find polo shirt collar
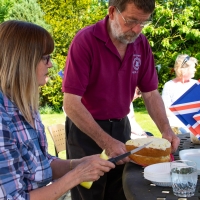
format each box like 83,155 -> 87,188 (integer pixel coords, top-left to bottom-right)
93,15 -> 109,43
93,15 -> 122,59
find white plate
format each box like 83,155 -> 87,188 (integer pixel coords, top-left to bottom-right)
144,174 -> 171,182
179,149 -> 200,175
144,162 -> 171,174
144,162 -> 172,186
151,181 -> 172,187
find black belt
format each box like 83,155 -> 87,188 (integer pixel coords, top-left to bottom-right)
95,118 -> 124,122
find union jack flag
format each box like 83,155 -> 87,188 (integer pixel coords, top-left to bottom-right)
169,80 -> 200,140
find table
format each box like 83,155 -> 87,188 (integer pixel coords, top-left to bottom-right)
122,134 -> 200,200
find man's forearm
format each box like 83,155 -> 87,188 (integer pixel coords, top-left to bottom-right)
63,93 -> 114,150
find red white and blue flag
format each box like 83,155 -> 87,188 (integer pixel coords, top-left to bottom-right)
169,80 -> 200,140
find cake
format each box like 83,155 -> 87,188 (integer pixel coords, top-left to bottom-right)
125,137 -> 171,166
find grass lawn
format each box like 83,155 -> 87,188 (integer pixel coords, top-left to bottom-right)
41,107 -> 161,160
134,108 -> 161,138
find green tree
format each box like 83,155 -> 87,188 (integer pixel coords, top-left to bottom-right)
0,0 -> 57,109
0,0 -> 14,22
143,0 -> 200,91
39,0 -> 200,109
134,0 -> 200,107
7,0 -> 51,31
38,0 -> 108,110
38,0 -> 107,65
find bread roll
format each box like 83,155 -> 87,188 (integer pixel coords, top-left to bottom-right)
125,137 -> 171,166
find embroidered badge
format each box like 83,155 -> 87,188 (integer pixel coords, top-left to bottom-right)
133,57 -> 141,70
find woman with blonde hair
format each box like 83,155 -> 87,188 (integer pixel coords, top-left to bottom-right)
162,54 -> 198,134
0,20 -> 115,200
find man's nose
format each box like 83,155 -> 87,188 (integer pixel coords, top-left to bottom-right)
131,24 -> 143,34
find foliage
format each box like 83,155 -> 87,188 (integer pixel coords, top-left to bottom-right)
38,0 -> 107,60
6,0 -> 51,31
0,0 -> 58,110
39,62 -> 64,112
39,104 -> 55,114
39,0 -> 200,109
3,0 -> 200,110
134,0 -> 200,107
38,0 -> 108,110
143,0 -> 200,90
0,0 -> 14,23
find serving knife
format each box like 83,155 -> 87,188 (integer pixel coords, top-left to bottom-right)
108,141 -> 152,164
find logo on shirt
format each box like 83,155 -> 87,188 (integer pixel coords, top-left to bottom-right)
132,56 -> 141,73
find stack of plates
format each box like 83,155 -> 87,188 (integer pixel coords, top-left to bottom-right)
144,162 -> 172,187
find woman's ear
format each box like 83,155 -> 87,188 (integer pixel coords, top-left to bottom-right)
108,6 -> 116,20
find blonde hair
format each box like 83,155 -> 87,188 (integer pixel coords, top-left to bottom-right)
174,54 -> 198,77
0,20 -> 54,122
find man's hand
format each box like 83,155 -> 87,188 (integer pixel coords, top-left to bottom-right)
162,130 -> 180,153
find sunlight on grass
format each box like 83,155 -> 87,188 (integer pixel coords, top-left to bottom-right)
134,108 -> 161,138
41,108 -> 161,160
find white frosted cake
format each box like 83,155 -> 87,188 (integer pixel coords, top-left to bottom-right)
126,137 -> 171,166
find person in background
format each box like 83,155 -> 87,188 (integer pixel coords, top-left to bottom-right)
0,20 -> 115,200
162,54 -> 198,134
128,87 -> 153,139
62,0 -> 180,199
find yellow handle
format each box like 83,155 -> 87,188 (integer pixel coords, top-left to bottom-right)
80,181 -> 93,189
80,150 -> 109,189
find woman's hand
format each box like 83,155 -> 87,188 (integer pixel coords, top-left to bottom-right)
73,155 -> 115,183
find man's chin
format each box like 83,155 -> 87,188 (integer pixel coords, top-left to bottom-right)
127,38 -> 137,44
127,35 -> 140,43
118,35 -> 139,44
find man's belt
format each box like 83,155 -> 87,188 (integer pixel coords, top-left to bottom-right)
95,118 -> 125,122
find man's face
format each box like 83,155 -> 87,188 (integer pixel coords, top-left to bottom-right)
110,12 -> 139,44
110,3 -> 152,44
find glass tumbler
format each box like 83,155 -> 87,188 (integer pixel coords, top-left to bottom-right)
170,160 -> 197,197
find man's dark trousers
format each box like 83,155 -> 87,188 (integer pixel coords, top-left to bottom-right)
65,117 -> 131,200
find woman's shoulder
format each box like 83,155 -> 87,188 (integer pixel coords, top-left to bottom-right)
190,79 -> 198,83
163,80 -> 174,87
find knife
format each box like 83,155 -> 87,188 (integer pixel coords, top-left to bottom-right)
108,141 -> 152,164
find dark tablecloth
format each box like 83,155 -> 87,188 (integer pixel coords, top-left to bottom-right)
122,134 -> 200,200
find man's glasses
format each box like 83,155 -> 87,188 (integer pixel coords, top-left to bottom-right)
115,7 -> 152,28
42,55 -> 51,65
181,56 -> 190,68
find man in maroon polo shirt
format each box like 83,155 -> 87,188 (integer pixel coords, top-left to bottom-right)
62,0 -> 180,199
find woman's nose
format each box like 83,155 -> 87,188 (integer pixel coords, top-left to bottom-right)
48,60 -> 53,68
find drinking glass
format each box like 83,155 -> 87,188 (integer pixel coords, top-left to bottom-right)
170,160 -> 197,197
